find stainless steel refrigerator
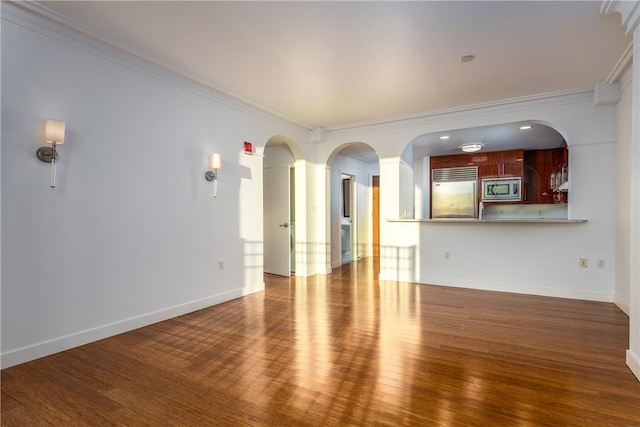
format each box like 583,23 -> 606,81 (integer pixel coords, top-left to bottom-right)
431,167 -> 478,219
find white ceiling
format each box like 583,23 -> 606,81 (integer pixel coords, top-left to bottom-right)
40,1 -> 630,131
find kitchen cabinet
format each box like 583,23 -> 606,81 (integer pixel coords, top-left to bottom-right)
523,147 -> 568,204
477,149 -> 524,178
431,150 -> 523,178
430,151 -> 523,177
430,153 -> 477,170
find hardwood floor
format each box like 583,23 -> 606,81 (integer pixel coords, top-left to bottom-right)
2,257 -> 639,426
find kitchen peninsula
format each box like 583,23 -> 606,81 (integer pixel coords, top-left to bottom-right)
389,218 -> 587,223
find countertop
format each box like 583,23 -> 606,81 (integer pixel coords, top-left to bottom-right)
387,218 -> 587,224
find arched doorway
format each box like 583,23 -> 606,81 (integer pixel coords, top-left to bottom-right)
402,121 -> 568,220
326,142 -> 380,268
263,135 -> 303,277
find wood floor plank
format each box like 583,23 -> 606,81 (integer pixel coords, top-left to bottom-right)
2,257 -> 639,426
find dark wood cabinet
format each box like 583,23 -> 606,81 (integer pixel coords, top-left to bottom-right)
523,147 -> 568,204
430,153 -> 478,170
431,150 -> 523,179
477,149 -> 524,178
430,151 -> 523,175
431,147 -> 567,207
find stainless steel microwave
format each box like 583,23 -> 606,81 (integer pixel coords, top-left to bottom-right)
481,177 -> 521,202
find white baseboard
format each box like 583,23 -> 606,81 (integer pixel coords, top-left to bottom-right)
409,275 -> 614,302
0,284 -> 264,369
614,294 -> 631,316
627,350 -> 640,382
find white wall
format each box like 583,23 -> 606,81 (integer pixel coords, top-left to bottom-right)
627,21 -> 640,381
295,160 -> 329,276
0,11 -> 312,367
317,91 -> 620,301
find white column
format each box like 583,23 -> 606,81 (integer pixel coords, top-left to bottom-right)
598,0 -> 639,380
378,157 -> 420,282
294,159 -> 330,277
627,23 -> 640,381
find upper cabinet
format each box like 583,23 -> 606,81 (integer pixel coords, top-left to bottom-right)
476,149 -> 524,178
431,150 -> 524,179
430,153 -> 477,170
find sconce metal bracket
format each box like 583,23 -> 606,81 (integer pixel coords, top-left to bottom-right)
36,146 -> 57,163
204,170 -> 217,182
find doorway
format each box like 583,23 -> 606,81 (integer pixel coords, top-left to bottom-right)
327,142 -> 379,269
372,175 -> 380,257
263,142 -> 296,277
341,174 -> 354,264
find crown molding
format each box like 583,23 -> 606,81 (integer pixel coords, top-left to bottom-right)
1,1 -> 312,132
325,87 -> 594,133
601,0 -> 640,34
606,42 -> 634,84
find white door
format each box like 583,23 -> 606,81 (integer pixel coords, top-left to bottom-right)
264,166 -> 291,276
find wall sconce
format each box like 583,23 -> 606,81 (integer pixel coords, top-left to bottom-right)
204,153 -> 221,198
36,119 -> 66,190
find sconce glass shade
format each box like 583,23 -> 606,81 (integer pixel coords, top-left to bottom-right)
37,119 -> 66,190
45,120 -> 65,145
210,153 -> 221,170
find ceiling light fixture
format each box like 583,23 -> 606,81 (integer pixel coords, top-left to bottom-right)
520,125 -> 532,130
460,143 -> 484,153
459,55 -> 475,63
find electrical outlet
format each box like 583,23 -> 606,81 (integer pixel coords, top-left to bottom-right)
444,252 -> 450,260
579,258 -> 588,268
597,259 -> 605,269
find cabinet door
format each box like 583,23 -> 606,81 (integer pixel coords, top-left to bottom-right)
523,148 -> 567,204
524,149 -> 554,203
431,154 -> 476,170
475,152 -> 497,177
477,150 -> 523,178
502,149 -> 524,177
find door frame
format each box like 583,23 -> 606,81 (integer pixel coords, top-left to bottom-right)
263,165 -> 292,277
340,173 -> 356,264
372,175 -> 380,258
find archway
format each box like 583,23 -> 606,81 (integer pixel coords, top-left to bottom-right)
400,121 -> 568,220
326,142 -> 380,268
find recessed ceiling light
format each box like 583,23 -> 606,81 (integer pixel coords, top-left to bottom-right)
460,143 -> 484,153
520,125 -> 532,130
439,135 -> 450,140
459,55 -> 475,63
